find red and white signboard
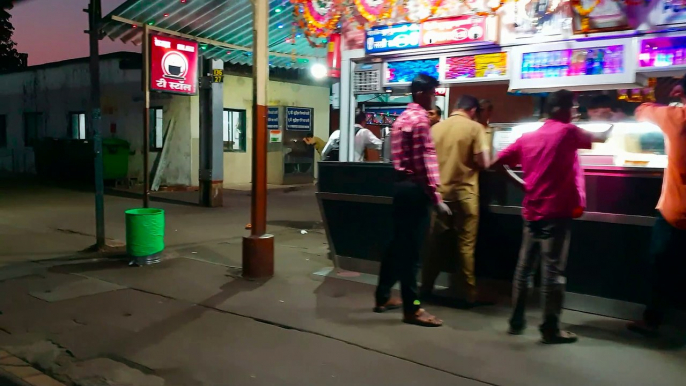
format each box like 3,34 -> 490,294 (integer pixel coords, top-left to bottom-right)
420,16 -> 488,48
150,34 -> 199,95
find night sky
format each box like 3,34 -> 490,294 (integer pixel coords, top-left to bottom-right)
10,0 -> 135,65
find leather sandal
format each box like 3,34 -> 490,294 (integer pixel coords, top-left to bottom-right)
403,309 -> 443,327
373,298 -> 402,313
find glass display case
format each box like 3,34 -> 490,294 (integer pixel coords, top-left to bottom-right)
491,121 -> 666,169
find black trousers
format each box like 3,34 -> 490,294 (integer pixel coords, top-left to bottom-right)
643,212 -> 686,327
375,179 -> 431,315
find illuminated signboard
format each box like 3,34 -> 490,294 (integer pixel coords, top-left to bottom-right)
386,58 -> 440,84
150,34 -> 198,95
638,36 -> 686,68
366,16 -> 490,55
520,46 -> 624,79
445,52 -> 507,80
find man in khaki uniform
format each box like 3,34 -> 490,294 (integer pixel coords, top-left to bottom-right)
421,95 -> 490,304
478,99 -> 494,158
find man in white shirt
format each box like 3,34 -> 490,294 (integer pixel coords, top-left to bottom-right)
353,111 -> 383,161
321,112 -> 383,162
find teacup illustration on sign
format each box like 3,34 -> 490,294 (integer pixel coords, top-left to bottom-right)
161,51 -> 189,80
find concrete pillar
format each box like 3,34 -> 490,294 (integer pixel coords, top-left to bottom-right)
198,59 -> 224,207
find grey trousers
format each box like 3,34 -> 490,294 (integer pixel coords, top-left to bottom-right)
510,218 -> 572,332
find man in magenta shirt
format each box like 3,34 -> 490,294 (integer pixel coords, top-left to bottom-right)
493,90 -> 611,344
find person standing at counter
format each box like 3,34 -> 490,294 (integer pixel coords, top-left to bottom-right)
321,112 -> 382,162
478,99 -> 495,158
627,79 -> 686,336
428,106 -> 442,126
374,73 -> 451,327
353,111 -> 383,162
303,132 -> 326,156
492,90 -> 611,344
421,95 -> 490,306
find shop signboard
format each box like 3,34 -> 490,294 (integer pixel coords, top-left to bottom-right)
366,24 -> 421,54
365,16 -> 491,55
286,107 -> 313,131
420,16 -> 487,48
150,34 -> 198,95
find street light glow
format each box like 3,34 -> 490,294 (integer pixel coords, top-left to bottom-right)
310,63 -> 327,79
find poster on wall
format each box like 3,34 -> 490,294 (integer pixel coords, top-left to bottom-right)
512,0 -> 571,38
657,0 -> 686,25
571,0 -> 629,34
444,52 -> 508,80
150,34 -> 198,95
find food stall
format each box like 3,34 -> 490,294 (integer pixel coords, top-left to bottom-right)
318,2 -> 686,318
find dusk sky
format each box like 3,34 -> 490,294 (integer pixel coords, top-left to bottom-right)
10,0 -> 135,65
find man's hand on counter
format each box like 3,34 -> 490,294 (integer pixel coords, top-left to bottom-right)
504,166 -> 526,191
590,124 -> 614,143
436,201 -> 452,216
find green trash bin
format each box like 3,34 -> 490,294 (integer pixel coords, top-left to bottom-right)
103,138 -> 130,180
125,208 -> 165,265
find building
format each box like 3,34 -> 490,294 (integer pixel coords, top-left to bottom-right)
0,52 -> 331,186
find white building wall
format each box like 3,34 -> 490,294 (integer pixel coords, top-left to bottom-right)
0,54 -> 331,187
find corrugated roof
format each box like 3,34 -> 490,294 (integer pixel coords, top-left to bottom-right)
100,0 -> 327,70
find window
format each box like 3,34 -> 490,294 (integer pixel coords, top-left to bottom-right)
23,112 -> 43,147
69,112 -> 87,139
0,115 -> 6,148
223,109 -> 246,152
149,107 -> 164,150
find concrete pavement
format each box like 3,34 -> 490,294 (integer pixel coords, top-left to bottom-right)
0,179 -> 684,386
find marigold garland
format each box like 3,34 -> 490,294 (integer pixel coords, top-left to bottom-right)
572,0 -> 601,32
404,0 -> 444,23
353,0 -> 397,23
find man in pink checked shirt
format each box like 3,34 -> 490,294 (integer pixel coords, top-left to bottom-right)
374,74 -> 452,327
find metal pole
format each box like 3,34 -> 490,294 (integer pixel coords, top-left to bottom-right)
142,25 -> 151,208
87,0 -> 105,249
242,0 -> 274,279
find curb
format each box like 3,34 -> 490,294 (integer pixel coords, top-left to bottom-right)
0,350 -> 65,386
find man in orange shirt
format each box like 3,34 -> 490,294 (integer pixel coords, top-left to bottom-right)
629,78 -> 686,335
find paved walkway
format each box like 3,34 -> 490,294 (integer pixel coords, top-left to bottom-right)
0,179 -> 684,386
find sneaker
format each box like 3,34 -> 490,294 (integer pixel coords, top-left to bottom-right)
627,320 -> 659,337
541,330 -> 578,344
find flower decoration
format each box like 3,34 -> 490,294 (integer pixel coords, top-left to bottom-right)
404,0 -> 445,23
353,0 -> 396,22
572,0 -> 601,32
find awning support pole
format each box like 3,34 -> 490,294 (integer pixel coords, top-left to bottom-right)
88,0 -> 106,249
243,0 -> 274,279
142,24 -> 151,208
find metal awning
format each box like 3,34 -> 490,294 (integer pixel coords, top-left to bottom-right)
100,0 -> 327,69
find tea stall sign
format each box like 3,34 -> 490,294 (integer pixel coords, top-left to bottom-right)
150,34 -> 199,95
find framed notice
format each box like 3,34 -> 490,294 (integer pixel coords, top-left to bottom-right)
657,0 -> 686,25
150,34 -> 199,95
571,0 -> 629,34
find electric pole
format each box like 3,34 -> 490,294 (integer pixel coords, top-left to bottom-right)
86,0 -> 105,249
